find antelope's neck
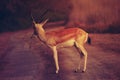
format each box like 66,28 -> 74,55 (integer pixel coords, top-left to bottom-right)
37,28 -> 47,42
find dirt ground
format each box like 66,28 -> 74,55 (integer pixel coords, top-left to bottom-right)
0,28 -> 120,80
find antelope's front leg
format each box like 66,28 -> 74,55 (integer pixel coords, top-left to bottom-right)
51,46 -> 59,73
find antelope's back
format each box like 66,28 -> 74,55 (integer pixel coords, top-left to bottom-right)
46,28 -> 87,44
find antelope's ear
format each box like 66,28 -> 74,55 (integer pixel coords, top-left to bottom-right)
41,18 -> 49,26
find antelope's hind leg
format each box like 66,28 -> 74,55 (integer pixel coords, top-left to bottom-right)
75,42 -> 88,73
74,43 -> 82,72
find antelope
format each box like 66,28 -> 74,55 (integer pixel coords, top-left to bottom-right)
31,18 -> 91,74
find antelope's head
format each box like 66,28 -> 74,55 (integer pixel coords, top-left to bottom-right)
31,15 -> 49,37
33,19 -> 49,31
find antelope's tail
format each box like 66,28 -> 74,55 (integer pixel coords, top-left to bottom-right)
87,36 -> 91,45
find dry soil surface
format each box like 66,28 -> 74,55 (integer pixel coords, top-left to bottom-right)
0,28 -> 120,80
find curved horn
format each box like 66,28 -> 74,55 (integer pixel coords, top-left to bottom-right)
31,13 -> 36,24
42,18 -> 49,26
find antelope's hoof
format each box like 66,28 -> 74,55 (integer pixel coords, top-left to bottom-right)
74,70 -> 78,73
82,70 -> 86,73
74,69 -> 80,73
56,70 -> 59,74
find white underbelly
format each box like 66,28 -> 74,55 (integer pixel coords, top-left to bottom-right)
56,39 -> 75,48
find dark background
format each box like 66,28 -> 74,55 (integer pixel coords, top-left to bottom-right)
0,0 -> 120,33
